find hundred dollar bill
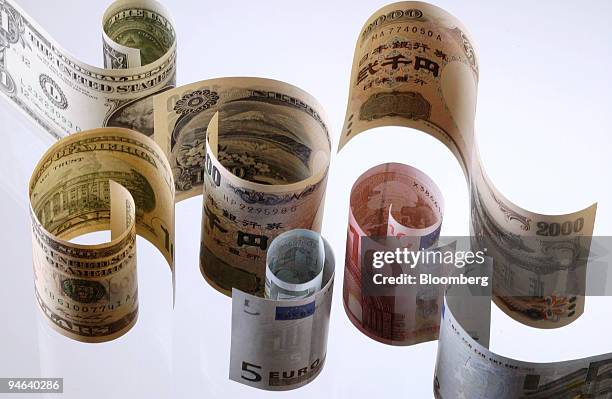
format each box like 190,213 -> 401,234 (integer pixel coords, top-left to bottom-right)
229,231 -> 334,391
153,78 -> 331,296
434,289 -> 612,399
0,0 -> 176,139
340,1 -> 596,328
29,127 -> 175,342
344,162 -> 445,345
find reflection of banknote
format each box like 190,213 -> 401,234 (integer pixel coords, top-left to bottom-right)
344,162 -> 444,345
229,232 -> 334,391
29,128 -> 175,342
340,1 -> 596,328
0,0 -> 176,139
154,78 -> 331,296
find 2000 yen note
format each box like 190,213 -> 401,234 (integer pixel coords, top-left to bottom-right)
0,0 -> 176,139
340,1 -> 596,329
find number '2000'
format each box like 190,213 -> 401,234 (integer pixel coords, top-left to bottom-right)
536,218 -> 584,236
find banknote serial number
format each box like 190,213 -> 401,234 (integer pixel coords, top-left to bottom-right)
0,378 -> 62,393
238,204 -> 297,215
20,79 -> 82,133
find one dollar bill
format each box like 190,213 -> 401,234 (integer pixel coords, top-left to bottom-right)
0,0 -> 176,139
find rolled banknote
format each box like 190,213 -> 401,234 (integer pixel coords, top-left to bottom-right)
153,77 -> 331,296
29,127 -> 175,342
6,0 -> 332,300
265,229 -> 326,300
27,76 -> 332,343
344,162 -> 445,345
229,231 -> 334,391
0,0 -> 176,139
340,1 -> 596,328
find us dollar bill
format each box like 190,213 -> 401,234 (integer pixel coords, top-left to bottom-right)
344,162 -> 446,345
29,127 -> 175,342
340,1 -> 597,328
229,232 -> 335,391
153,77 -> 331,296
0,0 -> 176,139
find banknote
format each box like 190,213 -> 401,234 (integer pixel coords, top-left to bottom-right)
344,162 -> 445,345
435,289 -> 612,399
29,127 -> 175,342
26,75 -> 332,347
153,77 -> 331,296
340,1 -> 597,328
229,231 -> 335,391
0,0 -> 176,139
265,229 -> 326,300
470,158 -> 595,328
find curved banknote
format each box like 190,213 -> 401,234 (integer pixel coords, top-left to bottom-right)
340,1 -> 596,329
230,230 -> 335,391
435,283 -> 612,399
153,77 -> 331,296
0,0 -> 176,139
27,76 -> 331,357
344,162 -> 445,345
6,0 -> 333,320
29,127 -> 175,342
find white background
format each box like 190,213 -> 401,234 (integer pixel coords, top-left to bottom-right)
1,0 -> 611,398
